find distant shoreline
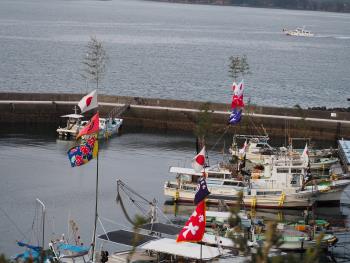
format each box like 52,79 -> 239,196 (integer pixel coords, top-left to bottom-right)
147,0 -> 350,13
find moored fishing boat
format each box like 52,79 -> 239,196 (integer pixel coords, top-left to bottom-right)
57,90 -> 124,140
80,117 -> 123,139
56,112 -> 84,139
164,154 -> 350,209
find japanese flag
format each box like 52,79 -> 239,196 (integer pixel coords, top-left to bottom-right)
176,200 -> 206,242
78,90 -> 98,114
192,147 -> 206,173
301,143 -> 309,164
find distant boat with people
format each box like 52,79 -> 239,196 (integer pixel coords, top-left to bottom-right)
283,27 -> 314,37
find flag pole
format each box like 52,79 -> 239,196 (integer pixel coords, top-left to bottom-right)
91,125 -> 99,262
200,242 -> 202,262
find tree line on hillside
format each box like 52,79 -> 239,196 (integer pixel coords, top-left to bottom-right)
154,0 -> 350,13
230,0 -> 350,12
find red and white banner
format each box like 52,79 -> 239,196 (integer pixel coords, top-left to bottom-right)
176,200 -> 206,242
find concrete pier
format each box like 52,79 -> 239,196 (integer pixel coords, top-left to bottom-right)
0,92 -> 349,141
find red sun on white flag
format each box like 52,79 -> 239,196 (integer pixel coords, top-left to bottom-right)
86,96 -> 93,107
192,146 -> 206,173
78,90 -> 98,114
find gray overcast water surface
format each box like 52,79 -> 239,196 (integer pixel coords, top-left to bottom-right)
0,0 -> 349,107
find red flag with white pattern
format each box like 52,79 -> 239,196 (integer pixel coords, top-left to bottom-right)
176,200 -> 206,242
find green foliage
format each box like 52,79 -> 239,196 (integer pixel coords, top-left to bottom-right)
302,233 -> 324,263
194,102 -> 213,148
252,222 -> 283,263
0,254 -> 10,263
82,36 -> 108,90
127,214 -> 148,263
229,54 -> 251,81
230,154 -> 239,164
226,192 -> 251,256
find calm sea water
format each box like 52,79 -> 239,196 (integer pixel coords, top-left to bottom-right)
0,0 -> 349,108
0,128 -> 229,256
0,129 -> 350,256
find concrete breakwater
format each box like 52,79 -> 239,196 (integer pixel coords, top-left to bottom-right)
0,92 -> 349,141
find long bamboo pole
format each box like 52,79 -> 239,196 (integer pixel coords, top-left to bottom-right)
91,135 -> 99,262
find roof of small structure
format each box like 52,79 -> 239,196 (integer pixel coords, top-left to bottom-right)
140,238 -> 222,260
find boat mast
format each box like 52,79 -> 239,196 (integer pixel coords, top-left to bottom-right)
36,198 -> 46,249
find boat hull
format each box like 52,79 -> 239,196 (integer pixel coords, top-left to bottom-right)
164,187 -> 314,209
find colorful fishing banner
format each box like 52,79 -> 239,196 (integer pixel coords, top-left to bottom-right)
67,136 -> 98,167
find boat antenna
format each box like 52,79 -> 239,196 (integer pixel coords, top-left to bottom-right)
73,105 -> 79,115
36,198 -> 46,249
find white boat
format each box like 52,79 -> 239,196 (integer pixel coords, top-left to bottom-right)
57,113 -> 123,140
164,156 -> 350,208
165,177 -> 246,205
231,136 -> 339,170
283,27 -> 314,37
56,113 -> 84,139
164,163 -> 315,209
80,117 -> 123,139
230,136 -> 276,165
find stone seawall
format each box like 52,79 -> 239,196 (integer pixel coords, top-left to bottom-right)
0,92 -> 349,141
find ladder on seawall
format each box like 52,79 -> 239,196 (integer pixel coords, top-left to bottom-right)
108,104 -> 130,119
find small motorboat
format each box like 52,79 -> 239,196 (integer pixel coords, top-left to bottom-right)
284,27 -> 314,37
56,113 -> 84,139
80,117 -> 123,139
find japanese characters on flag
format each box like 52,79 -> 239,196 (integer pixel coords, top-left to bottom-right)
192,146 -> 206,173
78,90 -> 98,114
176,200 -> 206,242
194,176 -> 210,205
228,108 -> 242,125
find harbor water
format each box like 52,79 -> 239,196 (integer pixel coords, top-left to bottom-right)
1,0 -> 350,258
1,127 -> 350,257
0,0 -> 350,108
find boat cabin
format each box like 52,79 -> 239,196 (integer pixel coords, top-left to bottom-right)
56,113 -> 84,138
